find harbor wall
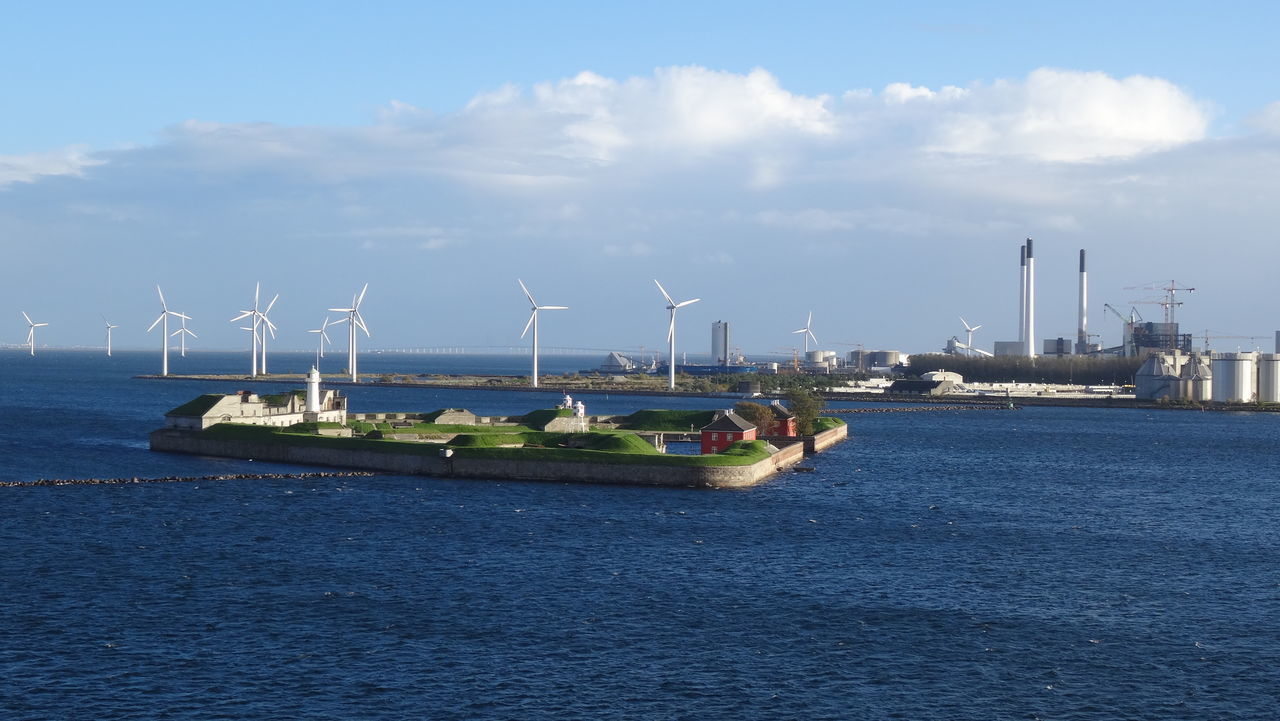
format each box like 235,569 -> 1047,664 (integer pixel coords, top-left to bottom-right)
150,429 -> 811,489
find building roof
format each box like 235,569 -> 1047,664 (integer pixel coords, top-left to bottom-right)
702,411 -> 756,432
768,400 -> 795,419
165,394 -> 225,417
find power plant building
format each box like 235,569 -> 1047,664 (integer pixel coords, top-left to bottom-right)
711,321 -> 730,366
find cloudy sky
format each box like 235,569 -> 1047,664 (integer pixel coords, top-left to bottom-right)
4,1 -> 1280,356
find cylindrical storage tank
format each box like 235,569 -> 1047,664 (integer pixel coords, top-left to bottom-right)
1211,352 -> 1257,403
806,350 -> 825,363
1257,354 -> 1280,402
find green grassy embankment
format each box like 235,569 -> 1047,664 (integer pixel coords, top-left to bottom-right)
197,424 -> 770,467
619,409 -> 717,431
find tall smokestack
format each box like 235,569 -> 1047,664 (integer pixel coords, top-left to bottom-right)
1025,238 -> 1036,357
1018,244 -> 1026,345
1077,249 -> 1088,354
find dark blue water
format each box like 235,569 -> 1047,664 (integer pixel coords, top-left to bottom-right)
2,350 -> 1277,719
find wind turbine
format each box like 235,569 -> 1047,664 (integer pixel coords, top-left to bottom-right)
329,283 -> 369,382
654,279 -> 700,390
230,283 -> 262,376
518,279 -> 568,388
792,311 -> 818,353
959,317 -> 982,356
307,317 -> 333,368
21,312 -> 48,356
102,315 -> 118,356
171,313 -> 197,357
147,286 -> 187,376
258,292 -> 279,375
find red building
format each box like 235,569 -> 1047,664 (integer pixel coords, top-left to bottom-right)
700,411 -> 758,454
766,400 -> 798,437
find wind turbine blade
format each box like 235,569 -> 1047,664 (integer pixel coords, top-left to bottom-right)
147,314 -> 166,332
792,328 -> 807,334
328,316 -> 348,325
972,324 -> 982,332
26,328 -> 34,344
675,298 -> 700,308
806,311 -> 813,328
156,285 -> 167,310
21,311 -> 32,325
264,294 -> 279,315
254,282 -> 260,310
171,328 -> 181,337
518,279 -> 536,306
321,317 -> 330,331
230,310 -> 253,322
540,305 -> 568,311
808,330 -> 819,346
188,329 -> 198,339
328,307 -> 354,313
355,283 -> 368,308
654,279 -> 676,306
520,310 -> 536,338
353,312 -> 370,336
172,312 -> 191,320
321,330 -> 331,344
34,322 -> 48,328
667,314 -> 676,342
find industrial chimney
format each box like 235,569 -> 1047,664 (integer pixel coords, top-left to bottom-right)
1077,249 -> 1088,354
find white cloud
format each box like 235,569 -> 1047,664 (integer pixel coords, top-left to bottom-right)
1246,101 -> 1280,134
916,68 -> 1210,161
0,146 -> 103,186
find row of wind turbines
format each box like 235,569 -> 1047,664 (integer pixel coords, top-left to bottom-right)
20,276 -> 814,392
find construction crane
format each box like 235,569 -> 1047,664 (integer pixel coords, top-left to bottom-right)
1201,330 -> 1269,353
1125,280 -> 1195,325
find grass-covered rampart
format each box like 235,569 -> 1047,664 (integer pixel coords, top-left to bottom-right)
196,423 -> 770,467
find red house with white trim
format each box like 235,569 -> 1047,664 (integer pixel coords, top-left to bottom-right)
700,411 -> 758,454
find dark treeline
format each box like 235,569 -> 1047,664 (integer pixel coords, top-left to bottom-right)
907,354 -> 1143,385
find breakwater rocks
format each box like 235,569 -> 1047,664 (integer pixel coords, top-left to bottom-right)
825,405 -> 1009,414
1,471 -> 377,488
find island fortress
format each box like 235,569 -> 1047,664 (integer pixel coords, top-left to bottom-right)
152,380 -> 847,488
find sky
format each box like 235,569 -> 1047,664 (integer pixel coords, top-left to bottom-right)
3,1 -> 1280,358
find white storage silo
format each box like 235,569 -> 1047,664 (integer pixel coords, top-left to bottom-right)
1211,352 -> 1258,403
1257,354 -> 1280,402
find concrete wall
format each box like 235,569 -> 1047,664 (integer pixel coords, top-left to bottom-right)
150,429 -> 812,489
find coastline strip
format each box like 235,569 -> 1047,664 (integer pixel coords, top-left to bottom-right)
1,471 -> 378,488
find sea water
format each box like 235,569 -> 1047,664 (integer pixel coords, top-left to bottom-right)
1,350 -> 1277,719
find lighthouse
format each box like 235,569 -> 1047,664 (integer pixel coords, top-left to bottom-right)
306,366 -> 322,413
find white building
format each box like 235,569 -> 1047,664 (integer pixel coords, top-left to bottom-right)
165,367 -> 347,430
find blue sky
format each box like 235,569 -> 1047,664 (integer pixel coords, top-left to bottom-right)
3,1 -> 1280,356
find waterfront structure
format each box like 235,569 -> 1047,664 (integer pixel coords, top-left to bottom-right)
700,411 -> 757,454
163,367 -> 347,430
765,400 -> 797,437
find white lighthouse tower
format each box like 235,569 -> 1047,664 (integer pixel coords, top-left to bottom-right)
306,366 -> 322,413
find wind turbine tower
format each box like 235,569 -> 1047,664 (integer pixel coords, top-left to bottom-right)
960,317 -> 982,355
22,312 -> 48,356
258,292 -> 279,374
655,279 -> 700,390
329,283 -> 370,382
171,314 -> 198,357
147,286 -> 187,376
793,311 -> 818,353
230,283 -> 263,376
103,315 -> 118,356
308,317 -> 333,369
518,279 -> 568,389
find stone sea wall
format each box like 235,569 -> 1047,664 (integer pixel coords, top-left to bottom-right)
150,429 -> 813,489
